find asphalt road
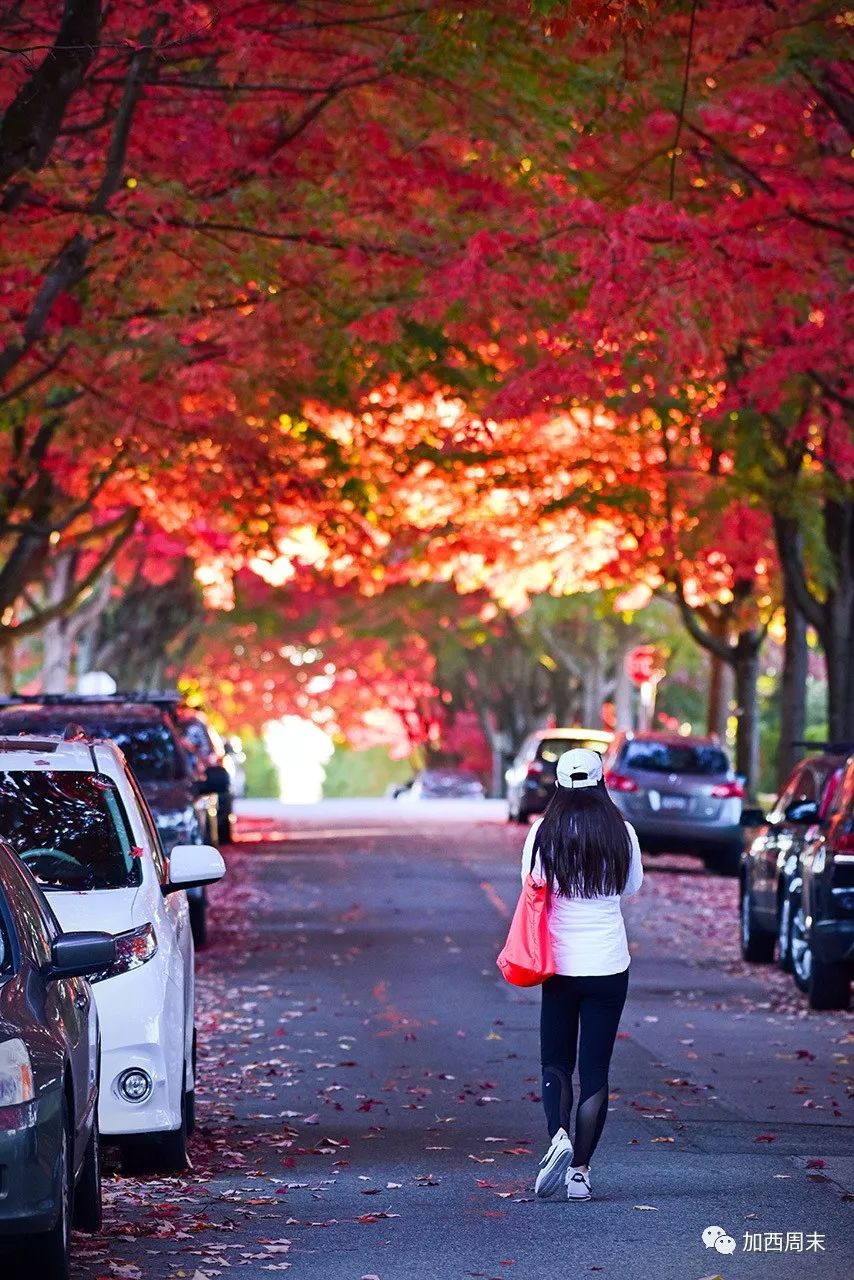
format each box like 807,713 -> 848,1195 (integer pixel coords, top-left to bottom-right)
68,801 -> 852,1280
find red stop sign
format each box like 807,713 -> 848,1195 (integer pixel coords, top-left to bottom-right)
626,645 -> 663,686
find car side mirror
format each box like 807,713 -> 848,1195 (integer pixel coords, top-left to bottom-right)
784,800 -> 820,824
163,843 -> 226,894
48,931 -> 116,979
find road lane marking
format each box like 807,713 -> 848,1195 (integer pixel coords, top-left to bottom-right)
480,880 -> 511,919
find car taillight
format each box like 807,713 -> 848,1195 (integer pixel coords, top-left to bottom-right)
90,923 -> 157,983
832,832 -> 854,856
711,781 -> 745,799
526,761 -> 545,779
605,771 -> 638,793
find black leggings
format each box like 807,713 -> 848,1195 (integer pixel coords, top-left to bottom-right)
540,969 -> 629,1166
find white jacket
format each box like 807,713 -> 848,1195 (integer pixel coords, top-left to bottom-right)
521,818 -> 643,976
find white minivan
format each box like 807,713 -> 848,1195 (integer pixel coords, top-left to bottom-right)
0,733 -> 225,1172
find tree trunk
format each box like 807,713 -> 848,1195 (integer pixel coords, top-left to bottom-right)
774,499 -> 854,744
580,652 -> 606,726
41,553 -> 75,693
777,584 -> 808,786
706,654 -> 732,740
733,641 -> 760,797
614,652 -> 633,730
0,636 -> 14,695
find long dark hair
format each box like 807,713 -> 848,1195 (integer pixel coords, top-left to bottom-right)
533,778 -> 631,898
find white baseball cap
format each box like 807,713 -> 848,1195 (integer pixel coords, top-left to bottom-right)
556,747 -> 604,789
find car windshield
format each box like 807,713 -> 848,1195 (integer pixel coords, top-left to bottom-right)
538,738 -> 607,763
102,723 -> 185,781
179,719 -> 215,758
623,741 -> 730,776
0,713 -> 183,783
0,771 -> 141,890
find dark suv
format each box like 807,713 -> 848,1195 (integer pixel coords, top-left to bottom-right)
739,752 -> 846,967
505,728 -> 613,823
603,731 -> 744,874
171,706 -> 236,845
781,751 -> 854,1010
0,696 -> 229,947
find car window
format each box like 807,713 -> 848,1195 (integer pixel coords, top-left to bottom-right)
180,719 -> 214,758
82,721 -> 185,783
827,760 -> 854,819
0,770 -> 143,891
819,766 -> 845,821
774,766 -> 807,815
537,738 -> 607,763
0,850 -> 58,966
797,771 -> 817,803
124,767 -> 168,882
622,741 -> 729,775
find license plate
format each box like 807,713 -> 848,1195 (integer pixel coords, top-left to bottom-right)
660,794 -> 688,811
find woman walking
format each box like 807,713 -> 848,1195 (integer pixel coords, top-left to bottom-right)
525,747 -> 643,1202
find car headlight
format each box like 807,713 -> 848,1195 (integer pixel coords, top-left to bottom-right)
90,923 -> 158,983
0,1037 -> 37,1130
0,1038 -> 35,1108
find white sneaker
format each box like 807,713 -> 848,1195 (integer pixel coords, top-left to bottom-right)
566,1166 -> 592,1201
534,1128 -> 574,1198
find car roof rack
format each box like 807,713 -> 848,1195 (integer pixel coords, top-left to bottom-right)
0,690 -> 183,707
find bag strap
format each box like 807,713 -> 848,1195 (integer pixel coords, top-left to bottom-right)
529,831 -> 542,877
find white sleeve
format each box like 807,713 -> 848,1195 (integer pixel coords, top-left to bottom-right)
621,823 -> 644,897
521,818 -> 544,882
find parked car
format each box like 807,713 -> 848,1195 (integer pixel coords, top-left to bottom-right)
170,705 -> 236,844
0,839 -> 115,1279
778,750 -> 854,1010
0,696 -> 228,946
739,752 -> 846,965
603,731 -> 744,874
397,768 -> 486,800
0,735 -> 225,1173
505,728 -> 614,822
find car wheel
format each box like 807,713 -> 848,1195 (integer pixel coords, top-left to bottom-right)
776,892 -> 794,973
72,1104 -> 102,1232
27,1096 -> 72,1280
790,906 -> 851,1009
155,1069 -> 189,1173
740,885 -> 775,962
805,959 -> 851,1011
188,891 -> 208,949
186,1027 -> 197,1137
122,1074 -> 188,1175
705,843 -> 742,877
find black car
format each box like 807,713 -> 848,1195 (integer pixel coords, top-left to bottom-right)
781,752 -> 854,1010
739,752 -> 846,966
505,728 -> 613,822
0,841 -> 115,1280
172,707 -> 236,845
0,697 -> 229,947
